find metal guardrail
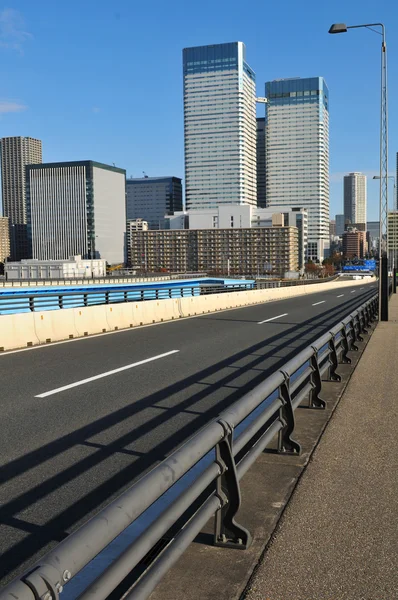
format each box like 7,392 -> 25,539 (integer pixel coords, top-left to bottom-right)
0,273 -> 208,287
0,293 -> 378,600
0,283 -> 254,315
256,275 -> 340,288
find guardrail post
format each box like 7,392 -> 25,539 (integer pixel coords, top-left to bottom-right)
327,334 -> 341,381
359,306 -> 369,335
277,372 -> 301,454
214,419 -> 251,550
58,295 -> 63,309
340,326 -> 352,364
83,293 -> 88,307
349,315 -> 360,352
353,312 -> 364,343
124,291 -> 128,302
29,296 -> 34,312
309,350 -> 326,409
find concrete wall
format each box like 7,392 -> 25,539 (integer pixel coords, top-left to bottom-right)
0,279 -> 372,352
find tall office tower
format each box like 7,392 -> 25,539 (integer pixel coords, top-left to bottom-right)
26,161 -> 126,264
265,77 -> 330,262
335,214 -> 345,237
396,152 -> 398,209
0,136 -> 42,260
126,176 -> 183,229
344,172 -> 367,228
256,117 -> 266,207
183,42 -> 257,210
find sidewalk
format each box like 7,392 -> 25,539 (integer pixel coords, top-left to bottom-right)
245,295 -> 398,600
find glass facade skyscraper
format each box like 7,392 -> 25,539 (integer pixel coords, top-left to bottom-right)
265,77 -> 330,262
183,42 -> 257,210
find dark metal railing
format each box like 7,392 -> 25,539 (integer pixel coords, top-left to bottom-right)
0,293 -> 378,600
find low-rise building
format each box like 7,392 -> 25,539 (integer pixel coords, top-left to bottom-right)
342,228 -> 367,259
164,204 -> 307,270
128,226 -> 299,276
0,216 -> 10,264
5,255 -> 106,280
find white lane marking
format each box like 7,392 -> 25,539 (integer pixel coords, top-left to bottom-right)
351,291 -> 356,293
35,350 -> 180,398
337,294 -> 344,298
312,301 -> 326,306
258,313 -> 288,325
360,287 -> 364,289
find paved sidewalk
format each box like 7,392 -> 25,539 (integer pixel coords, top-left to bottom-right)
245,295 -> 398,600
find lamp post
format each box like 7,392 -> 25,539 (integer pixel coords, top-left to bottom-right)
329,22 -> 388,320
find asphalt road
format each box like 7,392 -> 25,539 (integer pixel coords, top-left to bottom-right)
0,281 -> 377,586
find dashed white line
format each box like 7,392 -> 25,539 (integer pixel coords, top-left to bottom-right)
312,301 -> 326,306
337,294 -> 344,298
258,313 -> 288,325
360,287 -> 364,289
35,350 -> 180,398
351,291 -> 356,294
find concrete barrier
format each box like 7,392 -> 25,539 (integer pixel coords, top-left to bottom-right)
0,279 -> 373,351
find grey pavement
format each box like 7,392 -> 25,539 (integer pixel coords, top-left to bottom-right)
244,294 -> 398,600
0,282 -> 377,586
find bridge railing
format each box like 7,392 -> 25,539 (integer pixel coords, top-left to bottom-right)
0,282 -> 254,315
0,292 -> 378,600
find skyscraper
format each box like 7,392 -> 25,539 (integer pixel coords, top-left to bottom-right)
256,117 -> 266,208
265,77 -> 330,262
335,214 -> 345,237
183,42 -> 257,210
126,176 -> 183,229
26,161 -> 126,264
344,172 -> 367,228
0,136 -> 42,260
396,152 -> 398,210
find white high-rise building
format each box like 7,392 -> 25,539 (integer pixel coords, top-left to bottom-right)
344,172 -> 367,227
26,161 -> 126,264
265,77 -> 330,262
183,42 -> 257,210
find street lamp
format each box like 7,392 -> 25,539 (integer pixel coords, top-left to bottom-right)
329,22 -> 388,320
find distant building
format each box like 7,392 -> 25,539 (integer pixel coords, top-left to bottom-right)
396,153 -> 398,209
5,255 -> 106,280
265,77 -> 330,262
256,117 -> 266,208
342,228 -> 367,259
0,216 -> 10,264
26,161 -> 126,264
335,214 -> 345,237
164,204 -> 308,270
387,211 -> 398,267
126,177 -> 182,229
0,136 -> 42,260
367,221 -> 380,251
126,219 -> 148,266
329,220 -> 336,237
183,42 -> 257,210
128,226 -> 298,276
344,172 -> 367,228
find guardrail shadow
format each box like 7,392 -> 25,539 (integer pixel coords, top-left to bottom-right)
0,289 -> 376,584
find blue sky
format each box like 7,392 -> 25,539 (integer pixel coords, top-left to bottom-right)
0,0 -> 397,221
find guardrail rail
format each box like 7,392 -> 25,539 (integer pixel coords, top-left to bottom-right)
0,292 -> 378,600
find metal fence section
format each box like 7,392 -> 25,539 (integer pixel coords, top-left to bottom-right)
0,282 -> 255,315
0,292 -> 378,600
